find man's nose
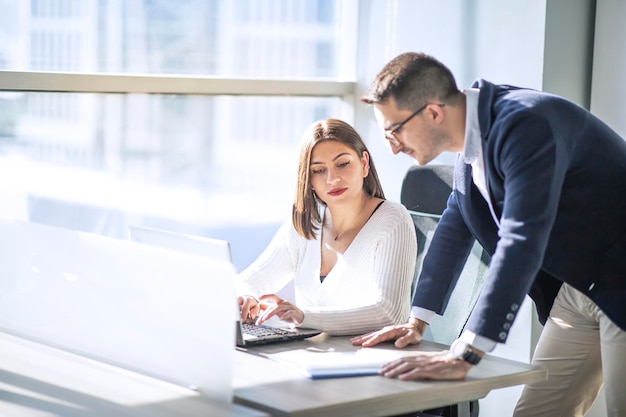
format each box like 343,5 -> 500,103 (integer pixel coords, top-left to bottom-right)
389,137 -> 400,147
387,139 -> 403,155
385,133 -> 400,146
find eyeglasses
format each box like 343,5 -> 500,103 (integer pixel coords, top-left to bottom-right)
384,103 -> 445,145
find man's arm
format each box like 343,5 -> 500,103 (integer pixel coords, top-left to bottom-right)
380,347 -> 480,381
352,190 -> 475,348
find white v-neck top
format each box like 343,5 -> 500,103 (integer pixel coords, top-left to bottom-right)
235,200 -> 417,335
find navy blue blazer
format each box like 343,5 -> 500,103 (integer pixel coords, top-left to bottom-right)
413,79 -> 626,343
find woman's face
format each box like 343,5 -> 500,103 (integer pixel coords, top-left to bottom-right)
309,140 -> 369,206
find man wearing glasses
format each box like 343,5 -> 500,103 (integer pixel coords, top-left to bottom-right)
351,52 -> 626,417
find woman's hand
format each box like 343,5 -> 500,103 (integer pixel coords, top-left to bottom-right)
255,294 -> 304,326
238,295 -> 261,323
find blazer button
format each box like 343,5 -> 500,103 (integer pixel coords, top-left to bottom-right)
506,313 -> 515,321
503,323 -> 511,330
499,332 -> 507,340
511,303 -> 519,312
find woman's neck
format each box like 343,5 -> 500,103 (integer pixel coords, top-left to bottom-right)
326,194 -> 375,241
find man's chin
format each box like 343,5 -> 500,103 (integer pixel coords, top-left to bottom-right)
414,156 -> 436,166
404,150 -> 426,165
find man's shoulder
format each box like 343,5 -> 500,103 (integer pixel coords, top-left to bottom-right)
473,78 -> 536,94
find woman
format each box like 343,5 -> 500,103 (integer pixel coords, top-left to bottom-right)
236,118 -> 417,336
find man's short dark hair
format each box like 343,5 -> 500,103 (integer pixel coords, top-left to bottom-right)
361,52 -> 458,110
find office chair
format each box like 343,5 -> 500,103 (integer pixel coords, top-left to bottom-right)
401,164 -> 489,417
401,164 -> 454,214
401,164 -> 455,299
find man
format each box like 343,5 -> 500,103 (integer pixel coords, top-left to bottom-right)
351,52 -> 626,416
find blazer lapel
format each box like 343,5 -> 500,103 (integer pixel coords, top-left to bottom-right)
453,160 -> 500,254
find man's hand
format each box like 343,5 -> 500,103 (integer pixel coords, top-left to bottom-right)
380,350 -> 473,381
350,317 -> 428,348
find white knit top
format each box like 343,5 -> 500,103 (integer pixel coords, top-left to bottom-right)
235,200 -> 417,336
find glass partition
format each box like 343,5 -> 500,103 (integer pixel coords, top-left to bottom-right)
0,218 -> 237,401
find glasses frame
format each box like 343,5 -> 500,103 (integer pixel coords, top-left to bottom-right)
384,102 -> 446,143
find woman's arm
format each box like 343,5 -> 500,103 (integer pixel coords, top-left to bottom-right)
235,220 -> 303,297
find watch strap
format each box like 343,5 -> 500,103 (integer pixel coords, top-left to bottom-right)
459,346 -> 482,365
450,340 -> 482,365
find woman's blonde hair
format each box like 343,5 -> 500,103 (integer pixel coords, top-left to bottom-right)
292,118 -> 385,239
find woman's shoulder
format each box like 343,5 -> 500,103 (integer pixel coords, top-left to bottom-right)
371,200 -> 413,225
377,199 -> 410,216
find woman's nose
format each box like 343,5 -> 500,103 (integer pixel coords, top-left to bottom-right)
326,169 -> 339,184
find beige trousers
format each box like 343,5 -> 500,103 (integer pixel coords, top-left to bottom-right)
513,283 -> 626,417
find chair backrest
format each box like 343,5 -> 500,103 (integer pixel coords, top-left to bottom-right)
401,164 -> 454,215
401,165 -> 490,345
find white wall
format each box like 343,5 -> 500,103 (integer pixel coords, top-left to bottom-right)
591,0 -> 626,138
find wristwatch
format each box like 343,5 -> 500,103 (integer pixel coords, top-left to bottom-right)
450,340 -> 482,365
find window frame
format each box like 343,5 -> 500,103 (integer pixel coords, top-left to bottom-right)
0,70 -> 357,98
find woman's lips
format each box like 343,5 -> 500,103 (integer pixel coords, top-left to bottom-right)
328,188 -> 347,197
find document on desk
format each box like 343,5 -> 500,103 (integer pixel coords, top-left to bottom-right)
266,348 -> 403,379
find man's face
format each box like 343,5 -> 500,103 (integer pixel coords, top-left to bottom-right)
372,97 -> 446,166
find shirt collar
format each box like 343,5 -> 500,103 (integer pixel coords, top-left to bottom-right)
462,88 -> 481,164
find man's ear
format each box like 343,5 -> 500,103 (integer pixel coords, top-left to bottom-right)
426,103 -> 445,125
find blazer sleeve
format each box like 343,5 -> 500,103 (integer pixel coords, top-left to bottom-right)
412,191 -> 476,314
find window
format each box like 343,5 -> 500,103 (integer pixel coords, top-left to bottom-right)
0,0 -> 358,271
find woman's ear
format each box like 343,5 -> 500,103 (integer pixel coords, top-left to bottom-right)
362,151 -> 370,178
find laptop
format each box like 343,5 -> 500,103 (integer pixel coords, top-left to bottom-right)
126,225 -> 321,346
236,316 -> 321,347
128,225 -> 232,261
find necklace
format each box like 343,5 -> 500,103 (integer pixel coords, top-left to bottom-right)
329,197 -> 371,241
332,216 -> 360,241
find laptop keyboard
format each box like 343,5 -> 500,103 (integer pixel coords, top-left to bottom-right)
242,322 -> 292,337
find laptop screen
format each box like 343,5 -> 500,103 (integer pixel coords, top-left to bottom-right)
128,225 -> 232,262
0,218 -> 236,402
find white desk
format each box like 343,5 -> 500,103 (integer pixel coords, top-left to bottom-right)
0,332 -> 268,417
233,334 -> 546,417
